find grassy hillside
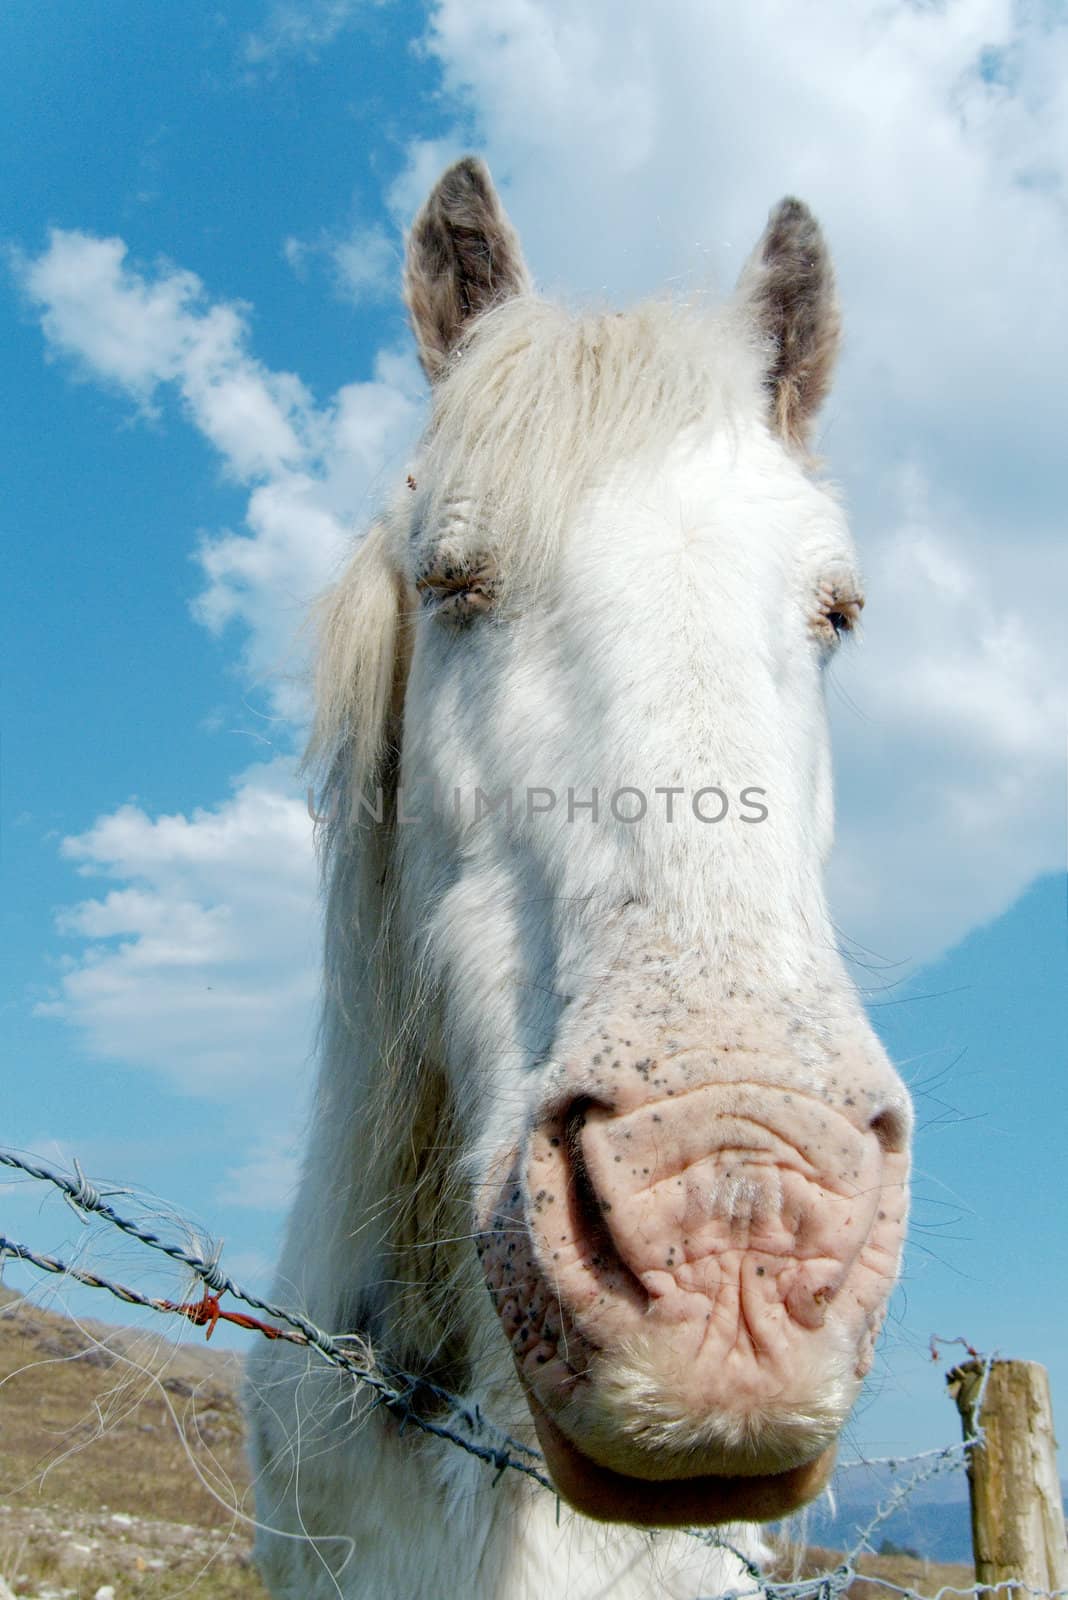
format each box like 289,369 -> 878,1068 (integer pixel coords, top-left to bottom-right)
0,1287 -> 264,1598
771,1544 -> 975,1600
0,1289 -> 975,1598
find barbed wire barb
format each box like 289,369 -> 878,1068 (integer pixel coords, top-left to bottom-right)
3,1147 -> 1065,1600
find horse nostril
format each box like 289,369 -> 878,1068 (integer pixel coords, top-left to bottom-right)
869,1106 -> 909,1154
557,1096 -> 649,1309
564,1098 -> 605,1235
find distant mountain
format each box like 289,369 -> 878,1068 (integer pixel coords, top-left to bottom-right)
809,1492 -> 974,1564
805,1458 -> 1068,1564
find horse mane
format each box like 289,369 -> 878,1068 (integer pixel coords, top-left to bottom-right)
299,511 -> 477,1383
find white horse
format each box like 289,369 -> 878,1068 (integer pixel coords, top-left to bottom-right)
246,157 -> 912,1600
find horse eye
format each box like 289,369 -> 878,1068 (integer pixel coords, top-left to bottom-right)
815,583 -> 863,649
415,553 -> 498,625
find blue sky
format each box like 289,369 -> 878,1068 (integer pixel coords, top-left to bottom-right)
2,0 -> 1066,1470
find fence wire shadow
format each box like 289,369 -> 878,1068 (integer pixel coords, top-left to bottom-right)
0,1148 -> 1062,1600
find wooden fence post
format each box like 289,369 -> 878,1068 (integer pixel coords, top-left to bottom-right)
947,1358 -> 1068,1591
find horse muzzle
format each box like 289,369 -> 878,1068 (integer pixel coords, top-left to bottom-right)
476,989 -> 910,1525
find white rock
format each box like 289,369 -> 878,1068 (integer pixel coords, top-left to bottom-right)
93,1586 -> 116,1600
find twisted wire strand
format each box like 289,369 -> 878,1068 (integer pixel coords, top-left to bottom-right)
0,1148 -> 549,1488
5,1148 -> 1056,1600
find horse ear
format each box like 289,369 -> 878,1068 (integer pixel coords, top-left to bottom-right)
737,198 -> 841,453
404,156 -> 532,382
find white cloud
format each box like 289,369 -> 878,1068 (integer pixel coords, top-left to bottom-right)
330,226 -> 397,303
243,0 -> 369,65
13,219 -> 422,1123
190,350 -> 421,718
17,232 -> 309,476
417,0 -> 1068,475
283,223 -> 397,306
282,235 -> 311,276
37,761 -> 320,1100
829,466 -> 1067,963
16,229 -> 425,721
222,1132 -> 302,1211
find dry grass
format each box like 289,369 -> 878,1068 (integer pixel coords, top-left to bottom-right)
0,1289 -> 975,1598
772,1542 -> 976,1598
0,1287 -> 264,1598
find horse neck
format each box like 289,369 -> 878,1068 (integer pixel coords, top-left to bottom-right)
280,826 -> 767,1599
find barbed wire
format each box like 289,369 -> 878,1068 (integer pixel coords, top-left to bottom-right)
0,1147 -> 549,1490
2,1147 -> 1065,1600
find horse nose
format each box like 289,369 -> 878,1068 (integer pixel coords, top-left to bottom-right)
869,1103 -> 910,1154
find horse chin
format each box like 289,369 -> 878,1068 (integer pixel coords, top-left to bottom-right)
525,1388 -> 837,1528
